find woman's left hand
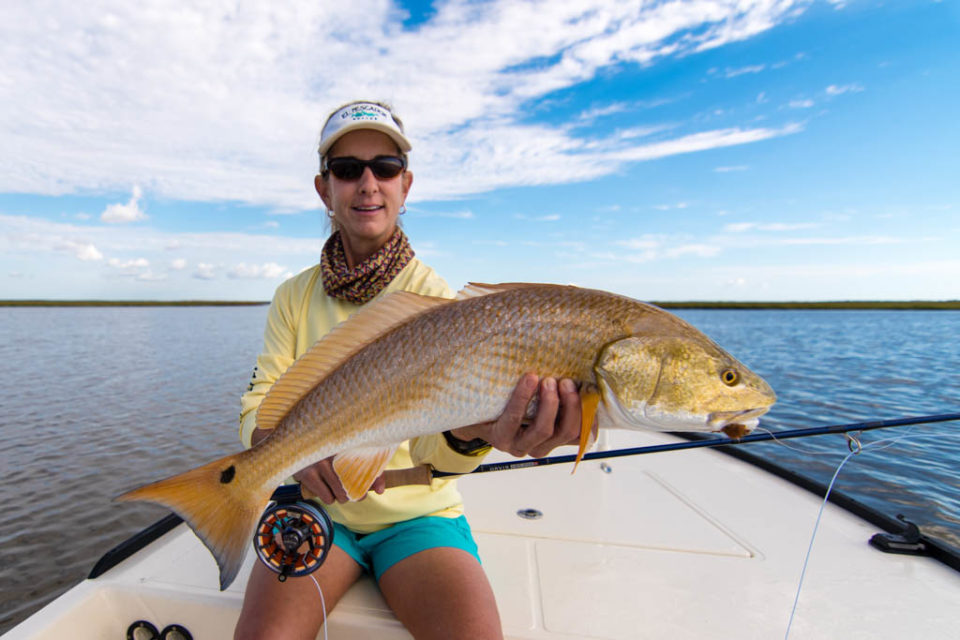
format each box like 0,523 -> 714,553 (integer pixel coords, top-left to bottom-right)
451,373 -> 586,458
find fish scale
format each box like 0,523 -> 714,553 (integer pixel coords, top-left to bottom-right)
118,282 -> 775,589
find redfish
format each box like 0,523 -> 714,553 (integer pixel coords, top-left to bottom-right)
119,283 -> 775,589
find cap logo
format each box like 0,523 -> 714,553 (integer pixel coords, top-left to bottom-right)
319,102 -> 411,156
341,104 -> 391,123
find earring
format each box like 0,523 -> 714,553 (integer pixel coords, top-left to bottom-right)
399,205 -> 406,215
326,209 -> 335,218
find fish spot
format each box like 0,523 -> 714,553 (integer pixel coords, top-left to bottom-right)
220,465 -> 236,484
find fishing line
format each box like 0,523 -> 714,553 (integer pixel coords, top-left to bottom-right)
310,574 -> 329,640
755,426 -> 841,456
783,426 -> 917,640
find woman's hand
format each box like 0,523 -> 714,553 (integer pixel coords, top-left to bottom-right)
451,373 -> 586,459
293,456 -> 386,504
250,428 -> 386,504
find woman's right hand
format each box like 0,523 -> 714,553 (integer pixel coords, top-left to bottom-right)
295,456 -> 383,504
250,429 -> 385,504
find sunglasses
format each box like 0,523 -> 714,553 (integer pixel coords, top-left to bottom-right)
325,155 -> 407,181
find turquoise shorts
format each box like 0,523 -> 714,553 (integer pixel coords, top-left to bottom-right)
332,515 -> 481,582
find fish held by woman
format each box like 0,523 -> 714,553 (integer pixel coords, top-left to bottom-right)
118,282 -> 776,589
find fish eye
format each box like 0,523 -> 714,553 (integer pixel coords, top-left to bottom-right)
721,369 -> 740,386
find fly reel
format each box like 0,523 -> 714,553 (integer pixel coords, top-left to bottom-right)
253,485 -> 334,581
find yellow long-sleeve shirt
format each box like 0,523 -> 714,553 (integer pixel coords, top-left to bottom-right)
239,258 -> 489,533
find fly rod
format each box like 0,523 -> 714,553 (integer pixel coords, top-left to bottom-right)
250,412 -> 959,581
382,412 -> 960,485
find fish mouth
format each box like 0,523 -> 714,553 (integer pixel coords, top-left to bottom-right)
706,407 -> 770,437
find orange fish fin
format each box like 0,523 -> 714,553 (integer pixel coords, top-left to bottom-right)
333,445 -> 398,501
572,388 -> 601,474
116,451 -> 272,590
256,291 -> 452,432
457,282 -> 576,300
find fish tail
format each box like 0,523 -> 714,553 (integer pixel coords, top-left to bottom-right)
116,451 -> 271,590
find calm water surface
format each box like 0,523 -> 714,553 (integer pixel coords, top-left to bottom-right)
1,306 -> 958,633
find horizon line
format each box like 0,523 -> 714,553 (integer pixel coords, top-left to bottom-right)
2,300 -> 958,310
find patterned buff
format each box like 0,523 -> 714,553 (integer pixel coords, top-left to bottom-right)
320,228 -> 415,304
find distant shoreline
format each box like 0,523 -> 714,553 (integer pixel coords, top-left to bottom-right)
656,301 -> 960,310
1,300 -> 958,310
0,300 -> 270,307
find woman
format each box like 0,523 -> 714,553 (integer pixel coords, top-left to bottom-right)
234,101 -> 583,640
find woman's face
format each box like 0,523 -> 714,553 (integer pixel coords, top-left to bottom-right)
315,129 -> 413,263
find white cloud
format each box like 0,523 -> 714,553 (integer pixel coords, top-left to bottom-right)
101,186 -> 147,223
193,263 -> 216,280
714,165 -> 748,172
0,1 -> 813,208
2,215 -> 104,262
106,256 -> 150,277
618,237 -> 660,251
108,257 -> 149,269
58,240 -> 104,261
826,83 -> 865,96
788,99 -> 814,109
614,235 -> 721,262
616,125 -> 671,140
227,262 -> 288,279
412,209 -> 475,219
666,244 -> 722,258
610,123 -> 803,165
170,258 -> 187,270
724,222 -> 819,232
576,102 -> 630,123
725,64 -> 766,78
136,270 -> 166,282
515,213 -> 561,222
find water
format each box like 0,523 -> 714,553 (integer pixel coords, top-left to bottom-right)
0,306 -> 958,633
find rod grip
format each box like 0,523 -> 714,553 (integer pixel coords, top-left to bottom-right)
383,464 -> 434,488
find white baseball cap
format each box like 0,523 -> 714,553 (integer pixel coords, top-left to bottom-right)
318,102 -> 412,157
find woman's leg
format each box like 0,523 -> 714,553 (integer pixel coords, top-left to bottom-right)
378,547 -> 503,640
234,545 -> 364,640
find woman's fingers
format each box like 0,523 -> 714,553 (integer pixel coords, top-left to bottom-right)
295,457 -> 349,504
512,377 -> 559,454
529,378 -> 582,458
498,375 -> 584,458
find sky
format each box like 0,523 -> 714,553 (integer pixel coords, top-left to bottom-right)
1,0 -> 958,302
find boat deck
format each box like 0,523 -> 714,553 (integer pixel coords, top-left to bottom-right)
6,429 -> 958,639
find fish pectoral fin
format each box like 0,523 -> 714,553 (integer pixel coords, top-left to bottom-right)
332,445 -> 398,501
573,388 -> 601,474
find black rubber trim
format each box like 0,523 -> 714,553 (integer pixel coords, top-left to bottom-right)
88,513 -> 184,579
672,431 -> 960,573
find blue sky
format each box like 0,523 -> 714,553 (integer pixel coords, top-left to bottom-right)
1,0 -> 957,301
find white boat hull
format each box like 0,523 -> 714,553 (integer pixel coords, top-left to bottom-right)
5,429 -> 959,639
